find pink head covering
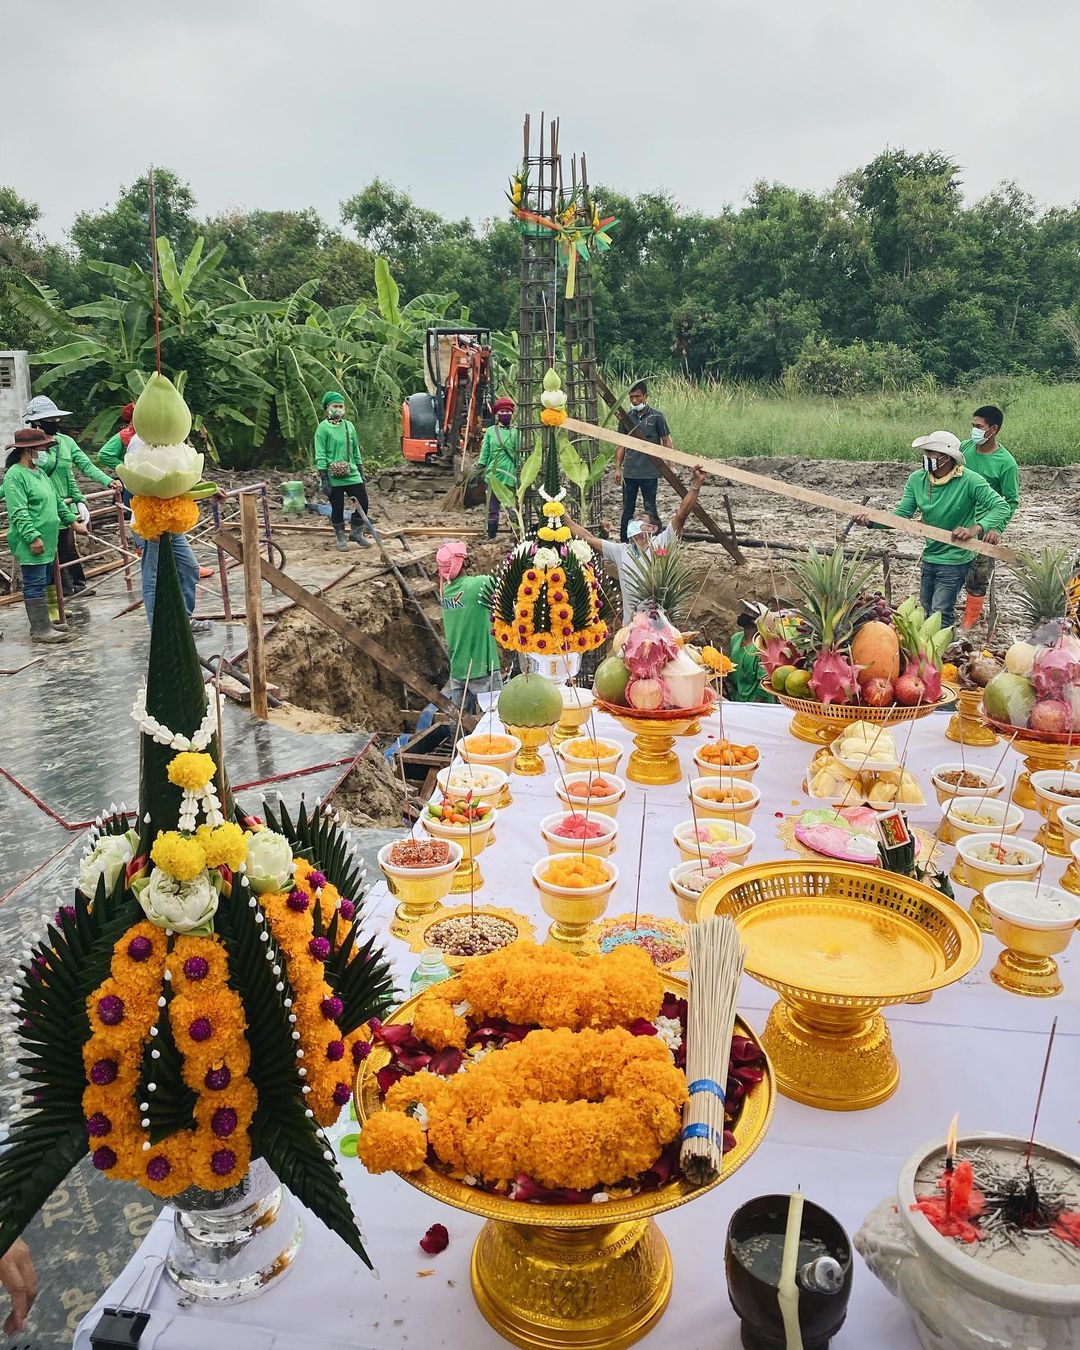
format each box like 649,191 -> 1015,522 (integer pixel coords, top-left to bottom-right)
436,541 -> 468,589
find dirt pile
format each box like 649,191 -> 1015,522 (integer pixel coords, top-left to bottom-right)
333,747 -> 405,829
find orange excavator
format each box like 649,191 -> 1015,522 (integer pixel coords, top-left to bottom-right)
401,327 -> 494,470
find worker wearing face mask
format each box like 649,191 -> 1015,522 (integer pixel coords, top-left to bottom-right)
959,405 -> 1019,630
477,398 -> 519,539
314,391 -> 371,552
853,431 -> 1009,624
613,380 -> 674,542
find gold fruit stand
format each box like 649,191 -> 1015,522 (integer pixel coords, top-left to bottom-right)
357,985 -> 775,1350
767,684 -> 954,747
594,697 -> 715,785
981,712 -> 1080,811
697,862 -> 981,1111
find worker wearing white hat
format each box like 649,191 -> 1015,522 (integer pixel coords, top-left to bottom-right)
853,430 -> 1010,623
24,395 -> 114,597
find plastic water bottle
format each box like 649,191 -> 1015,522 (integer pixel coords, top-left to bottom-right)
410,947 -> 451,995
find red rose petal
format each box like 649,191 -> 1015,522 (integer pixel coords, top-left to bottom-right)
419,1223 -> 449,1255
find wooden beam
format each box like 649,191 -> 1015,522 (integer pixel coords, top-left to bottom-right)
212,529 -> 471,727
239,492 -> 269,719
563,416 -> 1018,564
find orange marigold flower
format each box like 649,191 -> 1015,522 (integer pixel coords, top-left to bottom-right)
357,1112 -> 427,1174
131,495 -> 201,541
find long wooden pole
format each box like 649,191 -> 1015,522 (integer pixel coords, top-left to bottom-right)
562,416 -> 1017,563
239,492 -> 269,719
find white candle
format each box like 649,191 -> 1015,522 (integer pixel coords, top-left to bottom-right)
777,1189 -> 805,1350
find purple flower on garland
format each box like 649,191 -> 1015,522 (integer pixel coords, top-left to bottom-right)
189,1018 -> 212,1043
127,935 -> 153,962
211,1149 -> 237,1177
308,937 -> 331,962
92,1147 -> 117,1172
307,870 -> 327,890
320,996 -> 343,1021
54,905 -> 77,926
287,889 -> 310,912
338,899 -> 355,921
90,1058 -> 118,1086
146,1156 -> 171,1183
86,1112 -> 111,1138
183,956 -> 210,981
97,995 -> 125,1026
333,1082 -> 351,1106
352,1040 -> 371,1065
211,1108 -> 237,1138
326,1040 -> 345,1062
205,1066 -> 231,1092
27,956 -> 46,983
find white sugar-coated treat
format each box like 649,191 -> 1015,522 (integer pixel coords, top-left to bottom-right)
989,883 -> 1080,922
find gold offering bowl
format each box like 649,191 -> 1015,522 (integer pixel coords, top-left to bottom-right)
595,698 -> 713,786
459,735 -> 521,808
945,687 -> 999,747
397,902 -> 536,971
984,880 -> 1080,998
357,984 -> 775,1350
503,723 -> 556,777
981,717 -> 1080,811
551,693 -> 595,747
531,858 -> 619,954
421,814 -> 496,894
379,841 -> 463,939
953,834 -> 1045,935
768,684 -> 954,747
1030,771 -> 1080,858
698,861 -> 981,1111
1059,839 -> 1080,897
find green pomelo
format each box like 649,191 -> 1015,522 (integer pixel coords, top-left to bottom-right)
593,656 -> 632,705
498,673 -> 563,728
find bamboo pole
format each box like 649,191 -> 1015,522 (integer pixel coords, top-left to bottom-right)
239,492 -> 269,719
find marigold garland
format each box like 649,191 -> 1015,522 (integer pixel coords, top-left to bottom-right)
167,752 -> 216,792
539,408 -> 567,427
150,831 -> 206,882
132,495 -> 200,541
194,822 -> 247,871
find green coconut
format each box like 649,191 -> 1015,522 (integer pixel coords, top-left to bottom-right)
593,655 -> 632,705
498,672 -> 563,728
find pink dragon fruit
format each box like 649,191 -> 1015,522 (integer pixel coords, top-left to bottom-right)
626,677 -> 667,711
760,636 -> 797,677
621,614 -> 678,680
808,650 -> 861,706
1031,631 -> 1080,700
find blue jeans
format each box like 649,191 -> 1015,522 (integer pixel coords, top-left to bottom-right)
142,533 -> 199,627
919,561 -> 969,624
21,562 -> 50,600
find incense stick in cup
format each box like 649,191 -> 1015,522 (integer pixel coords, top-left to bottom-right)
633,795 -> 647,931
996,767 -> 1019,851
968,731 -> 1020,821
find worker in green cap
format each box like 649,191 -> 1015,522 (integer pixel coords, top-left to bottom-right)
313,391 -> 372,551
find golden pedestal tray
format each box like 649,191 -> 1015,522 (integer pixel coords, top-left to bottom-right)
946,688 -> 999,747
595,697 -> 714,786
357,985 -> 775,1350
767,683 -> 954,747
504,723 -> 556,776
697,861 -> 981,1111
980,713 -> 1080,811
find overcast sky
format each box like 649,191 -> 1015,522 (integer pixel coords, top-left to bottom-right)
10,0 -> 1080,241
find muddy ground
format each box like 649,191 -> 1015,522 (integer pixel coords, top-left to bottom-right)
240,458 -> 1078,826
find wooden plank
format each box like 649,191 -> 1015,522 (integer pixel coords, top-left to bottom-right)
211,529 -> 471,726
562,416 -> 1018,564
239,493 -> 269,719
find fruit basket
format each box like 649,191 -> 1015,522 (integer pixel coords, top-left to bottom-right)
766,683 -> 953,746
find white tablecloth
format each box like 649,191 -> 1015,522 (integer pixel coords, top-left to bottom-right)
77,705 -> 1080,1350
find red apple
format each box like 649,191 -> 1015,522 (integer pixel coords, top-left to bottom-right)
893,673 -> 926,707
861,678 -> 895,708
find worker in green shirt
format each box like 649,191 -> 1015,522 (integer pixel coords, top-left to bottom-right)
477,398 -> 519,539
313,390 -> 371,552
960,404 -> 1019,630
25,395 -> 114,597
436,541 -> 502,713
854,431 -> 1009,623
2,427 -> 86,644
97,401 -> 136,473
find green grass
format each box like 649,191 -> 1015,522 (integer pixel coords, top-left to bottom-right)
632,374 -> 1080,467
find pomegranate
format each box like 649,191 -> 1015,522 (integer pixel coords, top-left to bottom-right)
861,677 -> 895,708
893,673 -> 926,707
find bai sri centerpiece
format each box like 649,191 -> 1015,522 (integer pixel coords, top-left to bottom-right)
0,374 -> 395,1299
758,549 -> 954,744
594,609 -> 715,785
355,929 -> 774,1350
857,1130 -> 1080,1350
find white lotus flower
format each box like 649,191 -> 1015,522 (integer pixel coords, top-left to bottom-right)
79,831 -> 139,897
532,547 -> 560,569
139,867 -> 218,932
569,540 -> 594,565
245,829 -> 295,894
117,435 -> 204,499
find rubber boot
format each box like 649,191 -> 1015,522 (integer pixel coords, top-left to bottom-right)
962,594 -> 985,629
350,513 -> 371,548
26,597 -> 73,644
332,522 -> 349,552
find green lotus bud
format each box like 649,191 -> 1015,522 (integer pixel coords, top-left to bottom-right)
542,368 -> 561,392
132,373 -> 192,448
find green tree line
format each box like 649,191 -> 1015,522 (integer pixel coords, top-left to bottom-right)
3,151 -> 1080,465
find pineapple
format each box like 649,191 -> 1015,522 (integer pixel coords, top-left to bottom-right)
1010,548 -> 1072,640
788,545 -> 877,704
624,543 -> 697,628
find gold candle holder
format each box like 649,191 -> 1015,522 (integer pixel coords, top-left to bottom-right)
945,688 -> 999,747
503,723 -> 554,776
379,841 -> 463,939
